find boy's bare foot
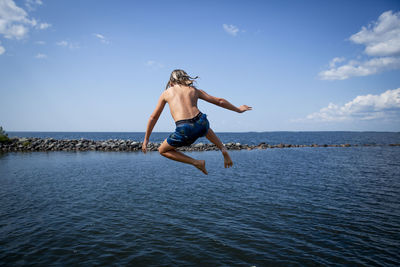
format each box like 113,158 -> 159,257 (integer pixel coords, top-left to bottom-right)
193,160 -> 208,175
222,149 -> 233,168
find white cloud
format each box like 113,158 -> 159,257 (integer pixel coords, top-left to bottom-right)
35,40 -> 45,45
3,24 -> 28,39
319,56 -> 400,80
223,24 -> 239,36
0,0 -> 49,40
93,33 -> 109,44
302,88 -> 400,122
319,10 -> 400,80
0,0 -> 30,39
56,40 -> 79,50
350,10 -> 400,56
35,52 -> 46,59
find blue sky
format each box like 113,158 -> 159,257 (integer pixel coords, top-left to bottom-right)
1,0 -> 400,132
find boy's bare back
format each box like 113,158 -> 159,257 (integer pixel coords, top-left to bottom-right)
163,84 -> 201,122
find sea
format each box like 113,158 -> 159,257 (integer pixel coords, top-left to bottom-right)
1,131 -> 400,266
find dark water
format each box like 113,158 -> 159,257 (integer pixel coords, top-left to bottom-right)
1,133 -> 400,266
7,131 -> 400,145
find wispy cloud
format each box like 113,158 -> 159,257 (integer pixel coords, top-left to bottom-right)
56,40 -> 67,46
329,57 -> 345,68
0,0 -> 50,40
145,60 -> 164,69
223,24 -> 239,36
56,40 -> 80,50
37,22 -> 51,30
0,41 -> 5,55
35,40 -> 45,45
298,88 -> 400,122
93,33 -> 109,44
35,53 -> 46,59
25,0 -> 42,11
319,10 -> 400,80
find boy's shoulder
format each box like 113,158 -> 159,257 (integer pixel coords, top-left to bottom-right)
162,88 -> 172,101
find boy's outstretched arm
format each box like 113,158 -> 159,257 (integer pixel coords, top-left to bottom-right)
197,89 -> 252,113
142,92 -> 166,153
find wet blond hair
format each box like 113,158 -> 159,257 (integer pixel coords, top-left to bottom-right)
165,69 -> 199,90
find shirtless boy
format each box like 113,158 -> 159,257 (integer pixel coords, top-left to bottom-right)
142,69 -> 252,174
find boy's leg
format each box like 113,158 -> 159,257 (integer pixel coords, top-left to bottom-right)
158,139 -> 208,175
205,128 -> 233,168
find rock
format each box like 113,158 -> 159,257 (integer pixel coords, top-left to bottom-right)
194,143 -> 204,148
131,141 -> 139,147
18,137 -> 29,143
0,137 -> 390,153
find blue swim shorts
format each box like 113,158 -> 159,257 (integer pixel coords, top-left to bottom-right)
167,112 -> 210,147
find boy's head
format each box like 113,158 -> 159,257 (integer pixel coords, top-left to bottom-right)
165,69 -> 198,90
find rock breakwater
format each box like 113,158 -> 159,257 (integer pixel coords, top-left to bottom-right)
1,137 -> 399,153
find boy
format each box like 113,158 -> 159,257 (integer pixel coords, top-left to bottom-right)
142,69 -> 252,174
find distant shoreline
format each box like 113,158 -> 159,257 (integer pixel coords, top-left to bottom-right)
1,137 -> 399,153
6,131 -> 400,133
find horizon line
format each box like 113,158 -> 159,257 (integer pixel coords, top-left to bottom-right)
5,130 -> 400,133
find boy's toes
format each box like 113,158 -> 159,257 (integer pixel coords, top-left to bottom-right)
224,161 -> 233,168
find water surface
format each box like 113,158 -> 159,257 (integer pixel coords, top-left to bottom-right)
1,146 -> 399,265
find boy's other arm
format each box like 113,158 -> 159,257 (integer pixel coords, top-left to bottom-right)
197,89 -> 252,113
142,92 -> 167,153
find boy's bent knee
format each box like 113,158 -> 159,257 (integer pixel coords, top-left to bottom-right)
159,140 -> 175,154
158,146 -> 172,155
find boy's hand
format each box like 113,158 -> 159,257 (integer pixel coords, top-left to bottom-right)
238,105 -> 252,113
142,140 -> 148,153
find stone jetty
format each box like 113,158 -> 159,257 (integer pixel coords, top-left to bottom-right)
0,137 -> 399,153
